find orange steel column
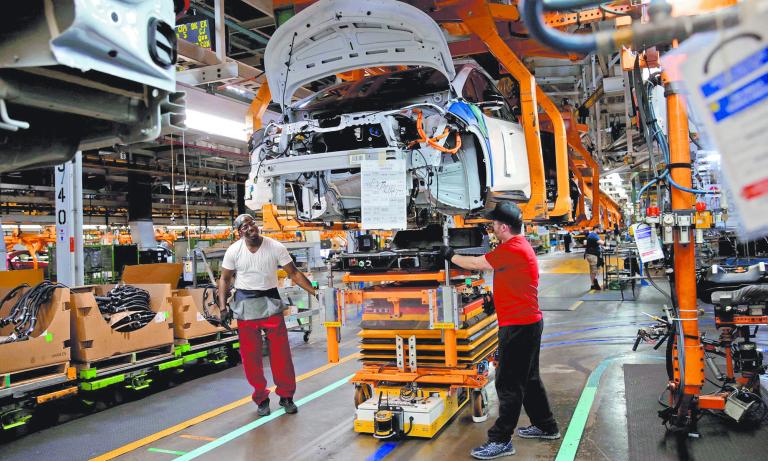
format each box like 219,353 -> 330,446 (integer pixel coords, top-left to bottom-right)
665,72 -> 704,397
444,329 -> 458,367
458,0 -> 547,221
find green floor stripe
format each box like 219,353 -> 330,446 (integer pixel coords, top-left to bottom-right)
148,447 -> 188,456
173,374 -> 354,460
555,359 -> 612,461
555,355 -> 666,461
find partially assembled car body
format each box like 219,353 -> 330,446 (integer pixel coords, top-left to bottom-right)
246,0 -> 561,227
0,0 -> 184,172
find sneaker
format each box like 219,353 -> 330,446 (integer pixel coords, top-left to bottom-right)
256,398 -> 270,416
470,440 -> 515,460
517,425 -> 561,440
279,397 -> 298,414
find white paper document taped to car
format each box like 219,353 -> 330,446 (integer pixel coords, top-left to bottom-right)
633,223 -> 664,264
361,158 -> 407,230
671,3 -> 768,238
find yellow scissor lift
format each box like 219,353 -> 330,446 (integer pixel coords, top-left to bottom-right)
320,263 -> 498,439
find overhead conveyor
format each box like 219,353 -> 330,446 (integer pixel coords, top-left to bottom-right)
243,0 -> 642,227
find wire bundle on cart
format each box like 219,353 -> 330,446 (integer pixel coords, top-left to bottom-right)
96,285 -> 156,333
200,284 -> 233,331
0,281 -> 66,344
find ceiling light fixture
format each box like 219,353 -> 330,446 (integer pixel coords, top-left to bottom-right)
185,109 -> 246,141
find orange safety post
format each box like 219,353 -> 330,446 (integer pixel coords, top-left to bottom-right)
665,71 -> 704,397
327,325 -> 340,363
457,0 -> 547,221
444,328 -> 458,368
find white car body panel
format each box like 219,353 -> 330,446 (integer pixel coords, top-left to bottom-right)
265,0 -> 456,109
0,0 -> 183,172
1,0 -> 177,93
483,115 -> 531,198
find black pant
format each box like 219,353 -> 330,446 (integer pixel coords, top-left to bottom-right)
488,321 -> 557,443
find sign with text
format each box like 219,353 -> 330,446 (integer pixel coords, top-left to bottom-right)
632,223 -> 664,264
361,157 -> 407,230
669,4 -> 768,238
176,19 -> 211,49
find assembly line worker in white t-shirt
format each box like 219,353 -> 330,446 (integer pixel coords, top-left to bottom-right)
218,214 -> 318,417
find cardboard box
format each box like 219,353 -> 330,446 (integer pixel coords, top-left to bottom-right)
69,284 -> 174,364
0,287 -> 70,375
171,288 -> 226,340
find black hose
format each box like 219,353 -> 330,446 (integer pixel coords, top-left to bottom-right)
520,0 -> 598,54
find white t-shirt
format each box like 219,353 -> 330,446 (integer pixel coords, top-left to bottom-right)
221,237 -> 293,290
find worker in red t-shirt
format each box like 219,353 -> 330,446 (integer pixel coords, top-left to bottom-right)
441,202 -> 559,460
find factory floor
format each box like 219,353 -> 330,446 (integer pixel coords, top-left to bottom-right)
2,251 -> 766,461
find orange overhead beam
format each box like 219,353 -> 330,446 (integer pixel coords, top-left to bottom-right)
457,0 -> 547,221
246,83 -> 272,136
488,3 -> 520,21
569,162 -> 588,227
542,3 -> 635,28
566,127 -> 600,228
539,107 -> 570,219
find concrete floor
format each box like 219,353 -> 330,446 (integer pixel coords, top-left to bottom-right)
2,251 -> 766,461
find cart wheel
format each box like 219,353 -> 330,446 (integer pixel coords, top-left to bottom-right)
354,384 -> 373,408
471,388 -> 489,423
303,332 -> 310,343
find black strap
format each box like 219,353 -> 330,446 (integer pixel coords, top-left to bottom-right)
666,162 -> 692,170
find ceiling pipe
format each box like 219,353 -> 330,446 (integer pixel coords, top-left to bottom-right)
521,0 -> 742,55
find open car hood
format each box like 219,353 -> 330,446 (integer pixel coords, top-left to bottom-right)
264,0 -> 455,110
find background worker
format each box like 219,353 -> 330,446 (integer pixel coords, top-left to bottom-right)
441,202 -> 559,460
563,230 -> 573,253
218,214 -> 318,416
584,227 -> 604,291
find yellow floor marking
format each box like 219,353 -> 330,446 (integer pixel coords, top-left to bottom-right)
539,258 -> 590,274
90,352 -> 361,461
569,300 -> 584,311
179,435 -> 216,442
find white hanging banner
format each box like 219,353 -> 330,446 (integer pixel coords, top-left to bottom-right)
633,223 -> 664,264
361,157 -> 407,230
668,3 -> 768,238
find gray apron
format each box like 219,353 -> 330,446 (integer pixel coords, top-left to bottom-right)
232,287 -> 286,320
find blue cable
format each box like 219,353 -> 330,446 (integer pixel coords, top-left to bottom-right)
644,91 -> 717,196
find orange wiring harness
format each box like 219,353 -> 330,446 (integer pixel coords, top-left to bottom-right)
409,109 -> 462,154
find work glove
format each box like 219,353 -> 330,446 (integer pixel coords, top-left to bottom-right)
220,307 -> 234,331
439,245 -> 456,264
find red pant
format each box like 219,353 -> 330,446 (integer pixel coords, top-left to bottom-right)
238,314 -> 296,403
